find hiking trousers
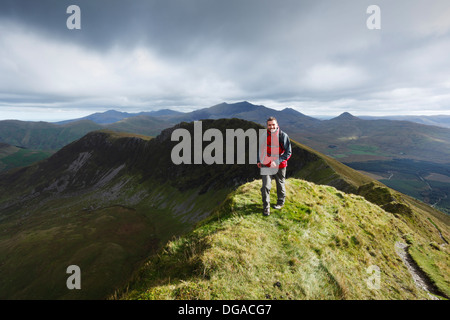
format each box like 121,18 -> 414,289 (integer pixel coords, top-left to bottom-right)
261,167 -> 286,209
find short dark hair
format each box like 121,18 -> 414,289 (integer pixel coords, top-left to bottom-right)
267,116 -> 277,123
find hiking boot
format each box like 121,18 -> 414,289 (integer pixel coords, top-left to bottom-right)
273,203 -> 284,210
263,207 -> 270,216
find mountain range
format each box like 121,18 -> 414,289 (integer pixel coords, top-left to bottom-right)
2,101 -> 450,165
2,101 -> 449,163
360,115 -> 450,129
0,118 -> 449,299
56,109 -> 184,125
1,101 -> 450,214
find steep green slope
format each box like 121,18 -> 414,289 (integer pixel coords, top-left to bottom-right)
0,180 -> 227,299
0,119 -> 448,299
0,130 -> 232,299
118,178 -> 449,300
0,119 -> 272,299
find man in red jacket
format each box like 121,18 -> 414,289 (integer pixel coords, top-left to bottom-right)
257,117 -> 292,216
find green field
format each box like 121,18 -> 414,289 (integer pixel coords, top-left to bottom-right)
0,148 -> 53,172
347,159 -> 450,215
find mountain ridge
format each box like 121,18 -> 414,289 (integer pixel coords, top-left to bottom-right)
1,119 -> 448,299
56,109 -> 183,125
117,178 -> 449,300
2,101 -> 449,160
2,101 -> 450,215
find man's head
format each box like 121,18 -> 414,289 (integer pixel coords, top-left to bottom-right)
267,117 -> 278,133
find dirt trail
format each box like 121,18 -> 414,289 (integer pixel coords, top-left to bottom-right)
395,242 -> 443,300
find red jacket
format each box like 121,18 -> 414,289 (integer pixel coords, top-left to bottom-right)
258,127 -> 292,169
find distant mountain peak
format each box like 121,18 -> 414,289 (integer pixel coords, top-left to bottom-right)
281,107 -> 304,115
332,112 -> 360,121
103,110 -> 127,114
203,101 -> 261,116
219,101 -> 259,108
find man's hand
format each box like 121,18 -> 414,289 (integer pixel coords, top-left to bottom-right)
258,161 -> 278,168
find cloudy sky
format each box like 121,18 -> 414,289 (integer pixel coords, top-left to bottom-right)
1,0 -> 450,121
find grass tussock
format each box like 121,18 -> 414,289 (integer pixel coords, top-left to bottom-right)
118,178 -> 448,300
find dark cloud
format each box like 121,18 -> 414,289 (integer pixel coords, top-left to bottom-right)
1,0 -> 450,120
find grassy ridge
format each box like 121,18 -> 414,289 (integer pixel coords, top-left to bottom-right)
118,179 -> 449,300
1,124 -> 448,300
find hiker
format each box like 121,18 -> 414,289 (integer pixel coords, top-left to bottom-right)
257,117 -> 292,216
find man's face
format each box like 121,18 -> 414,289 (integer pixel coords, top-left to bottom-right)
267,120 -> 278,132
